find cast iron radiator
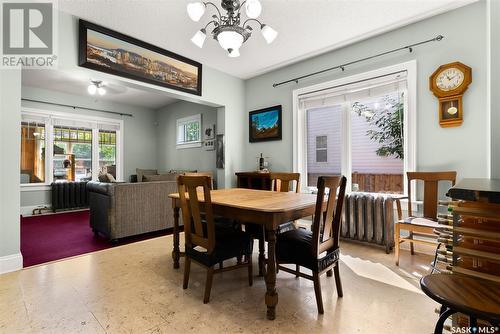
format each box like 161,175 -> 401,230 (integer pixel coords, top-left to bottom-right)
341,193 -> 397,253
51,182 -> 89,212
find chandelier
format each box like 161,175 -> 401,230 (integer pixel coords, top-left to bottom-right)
187,0 -> 278,57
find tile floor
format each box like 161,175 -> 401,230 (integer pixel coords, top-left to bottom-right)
0,235 -> 438,333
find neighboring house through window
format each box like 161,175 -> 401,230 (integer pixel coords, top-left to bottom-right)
294,61 -> 416,195
315,135 -> 327,163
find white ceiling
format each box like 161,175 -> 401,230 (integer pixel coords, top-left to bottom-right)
58,0 -> 478,79
22,69 -> 179,109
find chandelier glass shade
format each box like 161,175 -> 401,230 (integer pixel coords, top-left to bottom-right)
187,0 -> 277,57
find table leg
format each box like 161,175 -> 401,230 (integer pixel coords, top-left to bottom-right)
258,226 -> 265,276
264,229 -> 278,320
172,206 -> 180,269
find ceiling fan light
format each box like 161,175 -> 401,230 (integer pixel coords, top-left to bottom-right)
245,0 -> 262,19
217,30 -> 244,51
187,2 -> 206,22
228,48 -> 240,58
191,29 -> 207,48
87,84 -> 97,95
98,87 -> 106,96
261,24 -> 278,44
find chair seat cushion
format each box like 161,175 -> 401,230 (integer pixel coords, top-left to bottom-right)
186,222 -> 253,267
245,221 -> 296,238
276,228 -> 339,272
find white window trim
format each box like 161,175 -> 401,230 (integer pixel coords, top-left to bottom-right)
176,114 -> 202,149
292,60 -> 417,197
20,107 -> 124,190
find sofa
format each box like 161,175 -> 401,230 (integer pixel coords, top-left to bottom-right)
87,180 -> 179,241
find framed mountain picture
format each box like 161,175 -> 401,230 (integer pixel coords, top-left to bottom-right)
249,105 -> 282,142
79,19 -> 202,96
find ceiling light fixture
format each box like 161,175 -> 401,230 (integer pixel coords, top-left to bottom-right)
187,0 -> 277,58
88,80 -> 106,96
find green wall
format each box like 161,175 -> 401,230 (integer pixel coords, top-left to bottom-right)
0,70 -> 22,270
244,1 -> 488,180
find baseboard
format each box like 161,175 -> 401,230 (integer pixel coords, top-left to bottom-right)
20,204 -> 51,217
0,253 -> 23,274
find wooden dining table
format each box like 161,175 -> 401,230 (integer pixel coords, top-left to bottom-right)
168,188 -> 318,320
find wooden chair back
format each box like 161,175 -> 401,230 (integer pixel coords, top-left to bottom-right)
184,172 -> 214,189
311,176 -> 347,256
406,171 -> 457,219
269,172 -> 301,193
177,175 -> 215,253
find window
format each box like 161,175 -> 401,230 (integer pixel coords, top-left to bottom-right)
295,61 -> 416,195
53,127 -> 93,182
99,130 -> 117,173
176,114 -> 201,149
20,122 -> 46,184
315,135 -> 328,163
20,110 -> 123,187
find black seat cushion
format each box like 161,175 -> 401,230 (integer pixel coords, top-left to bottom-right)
190,216 -> 239,238
245,221 -> 296,238
276,228 -> 340,272
186,220 -> 253,267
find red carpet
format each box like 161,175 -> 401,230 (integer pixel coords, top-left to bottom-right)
21,211 -> 109,267
21,210 -> 171,267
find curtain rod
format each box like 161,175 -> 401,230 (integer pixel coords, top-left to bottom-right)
273,35 -> 444,88
298,70 -> 406,98
21,98 -> 134,117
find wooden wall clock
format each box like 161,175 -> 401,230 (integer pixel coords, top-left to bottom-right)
429,61 -> 472,127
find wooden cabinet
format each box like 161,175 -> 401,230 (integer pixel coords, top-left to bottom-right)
448,178 -> 500,282
235,172 -> 271,190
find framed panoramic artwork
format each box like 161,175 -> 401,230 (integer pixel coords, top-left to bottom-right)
79,19 -> 202,96
249,105 -> 282,142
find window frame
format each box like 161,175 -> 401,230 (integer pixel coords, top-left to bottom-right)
292,60 -> 417,196
176,114 -> 202,149
20,107 -> 124,191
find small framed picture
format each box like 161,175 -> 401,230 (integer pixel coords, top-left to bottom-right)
204,124 -> 215,140
249,105 -> 282,143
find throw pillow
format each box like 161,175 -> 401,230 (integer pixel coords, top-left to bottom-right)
98,171 -> 108,182
106,173 -> 116,183
136,168 -> 158,183
143,173 -> 178,182
169,169 -> 197,174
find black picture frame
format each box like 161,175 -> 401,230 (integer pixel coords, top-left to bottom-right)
249,105 -> 282,143
78,19 -> 202,96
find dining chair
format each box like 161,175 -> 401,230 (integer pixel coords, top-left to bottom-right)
178,175 -> 253,303
276,175 -> 347,314
184,171 -> 214,189
246,172 -> 301,275
394,171 -> 456,266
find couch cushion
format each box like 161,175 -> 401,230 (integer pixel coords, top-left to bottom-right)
136,168 -> 158,182
143,173 -> 178,182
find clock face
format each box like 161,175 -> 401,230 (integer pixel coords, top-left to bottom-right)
436,67 -> 465,92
